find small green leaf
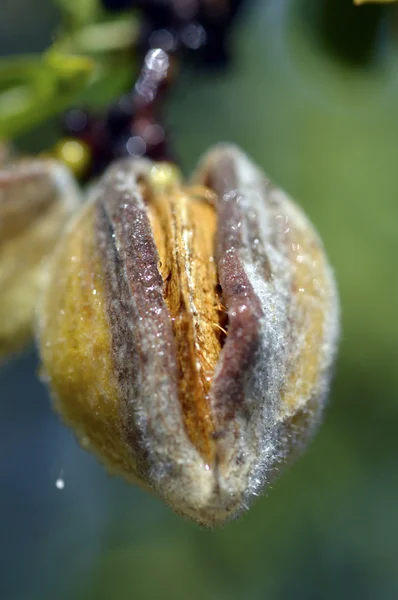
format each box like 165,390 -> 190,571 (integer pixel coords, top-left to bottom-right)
0,53 -> 93,139
56,17 -> 139,55
75,58 -> 136,106
44,48 -> 94,81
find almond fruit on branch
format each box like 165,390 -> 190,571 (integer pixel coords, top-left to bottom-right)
37,145 -> 339,526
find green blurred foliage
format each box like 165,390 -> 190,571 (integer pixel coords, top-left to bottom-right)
0,0 -> 137,139
53,0 -> 99,27
0,52 -> 93,137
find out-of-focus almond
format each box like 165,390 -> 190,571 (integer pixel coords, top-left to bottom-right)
0,160 -> 80,359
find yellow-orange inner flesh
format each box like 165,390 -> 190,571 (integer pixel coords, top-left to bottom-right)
147,184 -> 225,465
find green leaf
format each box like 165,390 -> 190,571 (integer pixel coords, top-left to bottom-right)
0,53 -> 93,139
56,17 -> 139,55
74,58 -> 136,107
0,5 -> 138,140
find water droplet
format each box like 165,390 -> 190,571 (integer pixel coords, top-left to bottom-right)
181,22 -> 206,50
55,478 -> 65,490
149,28 -> 175,52
145,48 -> 169,75
126,136 -> 146,157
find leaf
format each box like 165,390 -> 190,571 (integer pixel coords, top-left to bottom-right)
0,6 -> 138,140
0,53 -> 93,139
74,58 -> 136,106
56,17 -> 139,55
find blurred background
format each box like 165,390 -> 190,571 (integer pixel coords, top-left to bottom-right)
1,0 -> 398,598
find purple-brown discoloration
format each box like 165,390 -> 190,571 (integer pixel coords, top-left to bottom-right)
96,166 -> 180,482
